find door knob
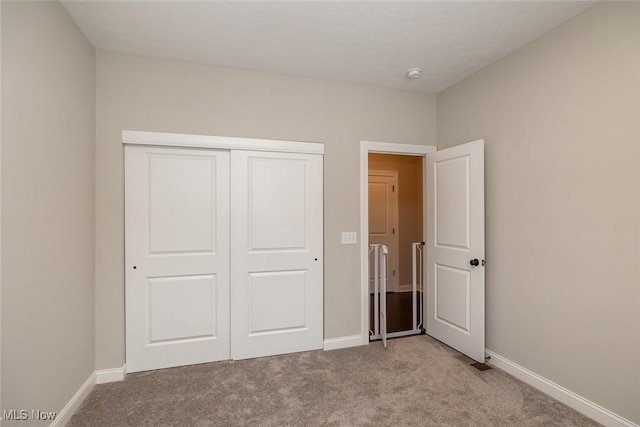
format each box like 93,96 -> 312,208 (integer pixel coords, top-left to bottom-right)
470,259 -> 479,266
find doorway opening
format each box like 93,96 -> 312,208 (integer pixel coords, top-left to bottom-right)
359,141 -> 436,346
368,153 -> 423,336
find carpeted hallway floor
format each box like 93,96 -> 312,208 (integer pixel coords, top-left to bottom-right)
69,335 -> 600,426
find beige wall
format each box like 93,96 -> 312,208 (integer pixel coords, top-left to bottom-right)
0,0 -> 4,417
95,52 -> 437,369
369,154 -> 423,289
437,2 -> 640,423
1,1 -> 96,424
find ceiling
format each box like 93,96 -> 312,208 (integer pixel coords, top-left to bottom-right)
61,1 -> 596,94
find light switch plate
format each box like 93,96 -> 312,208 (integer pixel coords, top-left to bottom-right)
341,231 -> 357,245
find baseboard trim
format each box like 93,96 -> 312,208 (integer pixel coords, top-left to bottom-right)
96,364 -> 127,384
486,350 -> 638,427
50,371 -> 96,427
397,284 -> 414,292
323,335 -> 364,351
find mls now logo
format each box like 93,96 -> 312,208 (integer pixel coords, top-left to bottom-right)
3,409 -> 57,421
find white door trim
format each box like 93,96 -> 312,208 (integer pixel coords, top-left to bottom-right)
123,130 -> 324,154
360,141 -> 436,345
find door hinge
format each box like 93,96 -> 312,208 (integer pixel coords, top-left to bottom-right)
392,185 -> 395,192
392,228 -> 395,234
393,270 -> 396,276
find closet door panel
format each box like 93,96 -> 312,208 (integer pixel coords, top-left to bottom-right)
125,146 -> 230,372
231,151 -> 324,360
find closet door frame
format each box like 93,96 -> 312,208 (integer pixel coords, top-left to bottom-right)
123,131 -> 324,155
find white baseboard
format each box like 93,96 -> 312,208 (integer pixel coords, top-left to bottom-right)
486,350 -> 638,427
50,371 -> 96,427
96,364 -> 127,384
323,334 -> 364,351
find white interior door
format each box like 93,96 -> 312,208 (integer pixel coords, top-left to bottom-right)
230,150 -> 324,360
125,146 -> 230,372
368,171 -> 399,293
425,140 -> 485,363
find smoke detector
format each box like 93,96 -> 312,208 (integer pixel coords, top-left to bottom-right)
407,68 -> 422,79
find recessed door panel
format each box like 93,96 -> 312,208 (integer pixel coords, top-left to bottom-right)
149,275 -> 217,342
249,271 -> 307,334
435,156 -> 470,251
434,265 -> 470,333
369,183 -> 389,234
148,156 -> 216,254
249,158 -> 306,251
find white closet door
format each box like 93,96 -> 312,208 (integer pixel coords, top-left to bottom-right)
230,151 -> 324,360
125,146 -> 230,372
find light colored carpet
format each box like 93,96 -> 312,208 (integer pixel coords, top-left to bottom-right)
69,336 -> 600,426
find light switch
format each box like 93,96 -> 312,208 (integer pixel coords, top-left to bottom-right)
341,231 -> 357,245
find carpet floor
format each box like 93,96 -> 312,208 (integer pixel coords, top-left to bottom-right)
69,336 -> 600,426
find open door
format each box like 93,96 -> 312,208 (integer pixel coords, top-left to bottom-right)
425,140 -> 485,363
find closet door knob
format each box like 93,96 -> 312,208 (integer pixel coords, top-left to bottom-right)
470,259 -> 479,266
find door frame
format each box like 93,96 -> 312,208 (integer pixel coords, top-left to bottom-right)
368,169 -> 399,293
359,141 -> 436,345
123,130 -> 324,154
